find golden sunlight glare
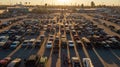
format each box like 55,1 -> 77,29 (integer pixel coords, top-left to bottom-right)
57,0 -> 70,5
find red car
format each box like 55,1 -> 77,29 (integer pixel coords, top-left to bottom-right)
0,57 -> 11,67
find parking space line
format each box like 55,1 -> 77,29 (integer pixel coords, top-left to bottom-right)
7,45 -> 21,57
92,47 -> 109,67
64,18 -> 71,67
56,21 -> 61,67
109,49 -> 120,60
37,38 -> 48,56
81,14 -> 120,38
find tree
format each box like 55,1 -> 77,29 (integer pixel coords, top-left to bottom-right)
29,2 -> 30,5
25,2 -> 27,5
91,1 -> 95,8
81,3 -> 84,8
45,3 -> 47,8
20,2 -> 22,5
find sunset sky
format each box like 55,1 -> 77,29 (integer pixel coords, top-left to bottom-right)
0,0 -> 120,6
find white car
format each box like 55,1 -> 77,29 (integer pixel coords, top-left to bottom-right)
21,40 -> 29,47
46,41 -> 52,48
68,40 -> 74,47
25,39 -> 36,47
83,58 -> 94,67
0,36 -> 9,47
10,41 -> 20,48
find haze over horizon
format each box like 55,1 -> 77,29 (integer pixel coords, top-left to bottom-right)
0,0 -> 120,6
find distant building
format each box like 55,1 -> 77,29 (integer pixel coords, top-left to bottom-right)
78,8 -> 97,13
7,4 -> 29,13
78,8 -> 110,13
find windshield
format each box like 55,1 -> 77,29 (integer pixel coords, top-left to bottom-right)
48,43 -> 52,45
23,42 -> 27,44
69,42 -> 73,44
12,43 -> 17,45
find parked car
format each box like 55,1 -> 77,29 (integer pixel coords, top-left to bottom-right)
28,39 -> 35,47
46,41 -> 52,48
61,40 -> 67,49
38,56 -> 47,67
25,55 -> 39,67
73,35 -> 79,41
3,40 -> 12,49
81,37 -> 91,48
21,40 -> 29,47
10,41 -> 20,48
7,58 -> 21,67
0,57 -> 11,67
40,35 -> 45,40
83,58 -> 94,67
35,40 -> 41,48
0,36 -> 9,48
71,57 -> 81,67
15,35 -> 22,42
76,40 -> 82,48
68,40 -> 74,47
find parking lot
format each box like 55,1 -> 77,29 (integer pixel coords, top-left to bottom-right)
0,12 -> 120,67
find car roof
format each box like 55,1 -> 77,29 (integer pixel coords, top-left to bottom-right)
72,57 -> 79,61
82,37 -> 90,43
48,41 -> 52,43
13,41 -> 20,43
7,58 -> 21,67
40,57 -> 47,63
28,55 -> 37,60
83,58 -> 93,67
36,40 -> 41,42
30,39 -> 36,42
69,40 -> 73,42
0,36 -> 9,38
0,57 -> 11,64
24,40 -> 29,42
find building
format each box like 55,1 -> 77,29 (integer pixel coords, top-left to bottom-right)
7,4 -> 29,13
78,8 -> 110,13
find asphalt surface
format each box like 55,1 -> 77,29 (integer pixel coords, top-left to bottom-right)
0,13 -> 120,67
